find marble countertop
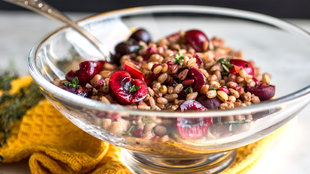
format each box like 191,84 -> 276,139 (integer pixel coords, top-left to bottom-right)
1,11 -> 310,174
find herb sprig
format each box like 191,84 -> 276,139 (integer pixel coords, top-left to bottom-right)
217,57 -> 234,73
224,120 -> 252,132
171,53 -> 184,66
129,85 -> 140,93
62,77 -> 80,88
122,125 -> 136,136
0,73 -> 44,146
142,117 -> 153,124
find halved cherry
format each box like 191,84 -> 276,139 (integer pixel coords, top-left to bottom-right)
188,68 -> 206,92
247,85 -> 275,101
123,61 -> 145,81
185,29 -> 208,52
194,54 -> 203,66
177,100 -> 212,139
65,60 -> 105,85
229,59 -> 255,77
109,71 -> 147,105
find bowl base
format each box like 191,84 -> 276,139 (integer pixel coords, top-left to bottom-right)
121,149 -> 236,174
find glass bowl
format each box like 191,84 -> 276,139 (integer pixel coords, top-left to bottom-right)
28,5 -> 310,174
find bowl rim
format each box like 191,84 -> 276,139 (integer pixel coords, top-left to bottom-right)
28,5 -> 310,117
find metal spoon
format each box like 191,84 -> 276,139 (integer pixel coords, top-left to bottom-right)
4,0 -> 111,61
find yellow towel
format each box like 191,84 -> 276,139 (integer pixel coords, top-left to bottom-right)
0,77 -> 286,174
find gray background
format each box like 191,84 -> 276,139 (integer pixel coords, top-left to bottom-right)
0,0 -> 310,18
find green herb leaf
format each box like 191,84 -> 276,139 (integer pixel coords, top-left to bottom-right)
0,71 -> 18,91
185,87 -> 194,93
221,71 -> 230,76
129,85 -> 140,93
62,77 -> 80,88
217,57 -> 234,73
122,125 -> 136,136
209,87 -> 218,90
135,45 -> 144,53
0,80 -> 44,145
173,53 -> 184,66
151,108 -> 157,111
142,117 -> 153,124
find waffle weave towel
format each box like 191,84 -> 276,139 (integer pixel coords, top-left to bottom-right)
0,77 -> 285,174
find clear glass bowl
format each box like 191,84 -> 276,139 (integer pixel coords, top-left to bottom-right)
28,5 -> 310,174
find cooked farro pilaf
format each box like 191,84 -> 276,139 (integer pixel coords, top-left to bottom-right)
53,28 -> 275,142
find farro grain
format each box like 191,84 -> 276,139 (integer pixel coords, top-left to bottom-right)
206,90 -> 217,98
178,69 -> 189,80
104,63 -> 115,70
90,74 -> 102,86
159,85 -> 168,95
174,84 -> 183,94
186,92 -> 198,100
157,97 -> 168,104
149,97 -> 156,108
203,41 -> 209,51
158,73 -> 168,84
199,68 -> 209,79
99,96 -> 110,104
262,73 -> 271,85
168,86 -> 174,94
159,135 -> 169,142
153,65 -> 163,74
239,68 -> 247,78
217,91 -> 228,102
102,119 -> 112,129
148,87 -> 155,97
161,63 -> 168,73
99,71 -> 112,78
200,85 -> 209,94
251,95 -> 260,104
228,96 -> 236,103
165,94 -> 178,102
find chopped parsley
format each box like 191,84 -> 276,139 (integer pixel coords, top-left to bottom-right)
122,125 -> 136,136
217,57 -> 234,72
171,53 -> 184,66
142,117 -> 153,124
135,45 -> 144,53
209,87 -> 218,90
224,120 -> 252,132
129,85 -> 140,93
185,87 -> 194,93
62,77 -> 80,88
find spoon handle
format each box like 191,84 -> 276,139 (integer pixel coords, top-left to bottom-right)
4,0 -> 111,61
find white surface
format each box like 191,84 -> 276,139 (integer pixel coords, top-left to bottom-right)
1,11 -> 310,174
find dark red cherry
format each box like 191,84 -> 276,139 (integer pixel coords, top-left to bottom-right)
129,28 -> 152,43
188,68 -> 206,92
229,59 -> 255,77
132,128 -> 143,137
65,60 -> 105,86
185,29 -> 208,52
177,100 -> 212,139
194,54 -> 203,66
114,39 -> 139,64
109,71 -> 147,105
196,96 -> 222,110
247,85 -> 275,101
180,100 -> 207,111
123,61 -> 145,81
